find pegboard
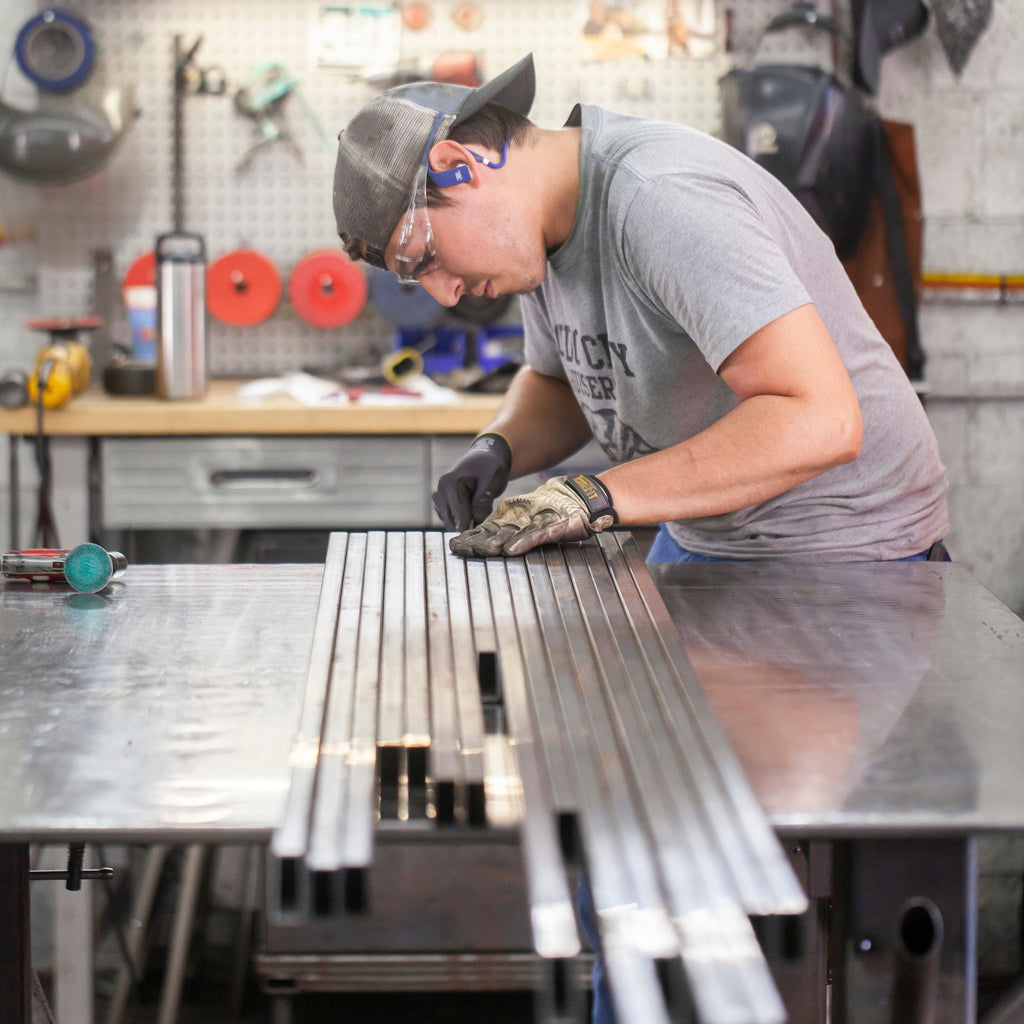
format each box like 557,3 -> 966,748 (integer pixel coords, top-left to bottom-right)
0,0 -> 852,378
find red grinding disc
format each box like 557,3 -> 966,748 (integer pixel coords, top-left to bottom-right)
122,250 -> 156,289
288,250 -> 367,329
207,248 -> 282,326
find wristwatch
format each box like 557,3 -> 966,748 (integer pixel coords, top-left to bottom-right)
564,473 -> 618,531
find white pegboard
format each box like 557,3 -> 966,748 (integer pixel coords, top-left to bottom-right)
2,0 -> 850,377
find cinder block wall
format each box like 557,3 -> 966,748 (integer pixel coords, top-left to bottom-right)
878,1 -> 1024,615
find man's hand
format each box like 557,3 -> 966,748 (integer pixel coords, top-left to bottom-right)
448,474 -> 618,558
432,433 -> 513,530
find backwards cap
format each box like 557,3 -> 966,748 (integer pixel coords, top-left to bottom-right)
333,54 -> 536,258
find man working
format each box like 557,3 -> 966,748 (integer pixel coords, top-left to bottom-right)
333,55 -> 948,1020
334,53 -> 947,565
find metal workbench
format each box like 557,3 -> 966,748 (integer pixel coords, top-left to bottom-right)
1,542 -> 1022,1023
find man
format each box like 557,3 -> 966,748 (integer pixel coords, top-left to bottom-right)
334,53 -> 948,566
333,53 -> 949,1023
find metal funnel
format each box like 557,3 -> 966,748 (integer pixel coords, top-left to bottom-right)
0,88 -> 137,185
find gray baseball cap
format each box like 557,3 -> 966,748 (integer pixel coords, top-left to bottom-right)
333,53 -> 536,263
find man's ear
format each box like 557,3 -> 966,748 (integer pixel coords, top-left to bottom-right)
427,139 -> 482,189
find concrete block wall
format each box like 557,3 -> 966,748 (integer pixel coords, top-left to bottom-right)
877,0 -> 1024,616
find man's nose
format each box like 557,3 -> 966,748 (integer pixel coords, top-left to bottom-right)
419,270 -> 461,307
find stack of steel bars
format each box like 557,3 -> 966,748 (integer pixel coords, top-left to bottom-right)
271,530 -> 807,1024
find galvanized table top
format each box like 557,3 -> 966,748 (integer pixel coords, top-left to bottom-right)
650,559 -> 1024,836
0,563 -> 323,842
1,553 -> 1022,843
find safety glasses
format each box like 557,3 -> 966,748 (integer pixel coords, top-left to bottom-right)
393,164 -> 442,284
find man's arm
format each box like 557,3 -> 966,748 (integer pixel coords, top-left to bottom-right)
601,303 -> 863,524
486,364 -> 595,477
432,365 -> 594,530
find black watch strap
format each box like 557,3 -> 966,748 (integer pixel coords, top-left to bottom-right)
564,473 -> 618,530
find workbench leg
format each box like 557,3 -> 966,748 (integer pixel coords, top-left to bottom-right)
754,840 -> 833,1024
105,845 -> 170,1024
0,844 -> 32,1024
229,846 -> 262,1017
156,844 -> 207,1024
55,851 -> 94,1024
832,837 -> 977,1024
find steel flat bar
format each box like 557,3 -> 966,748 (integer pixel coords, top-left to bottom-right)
306,533 -> 367,871
424,532 -> 463,823
377,532 -> 406,743
442,539 -> 487,825
466,554 -> 503,737
574,539 -> 787,1024
340,531 -> 387,868
514,551 -> 650,954
603,942 -> 673,1024
403,532 -> 430,817
600,532 -> 806,916
402,532 -> 431,746
377,532 -> 407,818
272,532 -> 348,859
529,546 -> 678,959
502,558 -> 581,814
568,540 -> 728,910
485,558 -> 581,960
675,903 -> 786,1024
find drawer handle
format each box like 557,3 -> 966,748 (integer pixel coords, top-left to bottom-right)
209,469 -> 321,489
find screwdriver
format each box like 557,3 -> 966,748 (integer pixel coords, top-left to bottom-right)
2,543 -> 128,593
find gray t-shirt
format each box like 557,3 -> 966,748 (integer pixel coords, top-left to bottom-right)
521,104 -> 948,561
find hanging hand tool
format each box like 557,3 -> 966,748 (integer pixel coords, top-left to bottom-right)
234,63 -> 305,174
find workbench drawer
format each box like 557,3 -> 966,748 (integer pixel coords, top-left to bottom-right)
100,436 -> 431,529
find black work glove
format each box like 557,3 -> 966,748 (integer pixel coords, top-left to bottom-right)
449,474 -> 618,558
432,432 -> 513,530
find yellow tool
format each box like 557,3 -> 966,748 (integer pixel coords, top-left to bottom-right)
380,346 -> 424,386
27,342 -> 91,408
25,317 -> 98,409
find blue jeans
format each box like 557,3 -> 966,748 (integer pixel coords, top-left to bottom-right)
645,523 -> 946,563
579,524 -> 949,1023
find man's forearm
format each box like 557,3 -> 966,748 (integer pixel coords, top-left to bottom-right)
483,366 -> 594,477
600,391 -> 861,525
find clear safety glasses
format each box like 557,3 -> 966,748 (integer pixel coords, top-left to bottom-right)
394,164 -> 442,285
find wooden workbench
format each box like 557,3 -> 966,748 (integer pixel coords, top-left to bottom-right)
0,379 -> 505,437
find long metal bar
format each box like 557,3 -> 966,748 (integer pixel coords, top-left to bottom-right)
340,532 -> 386,869
600,532 -> 806,915
377,532 -> 406,818
484,558 -> 581,960
569,540 -> 786,1023
534,546 -> 678,957
272,533 -> 348,859
443,538 -> 487,826
306,533 -> 367,871
502,557 -> 581,816
423,532 -> 462,823
273,531 -> 802,1023
403,531 -> 431,817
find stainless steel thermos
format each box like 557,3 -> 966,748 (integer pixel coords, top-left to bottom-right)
155,232 -> 207,399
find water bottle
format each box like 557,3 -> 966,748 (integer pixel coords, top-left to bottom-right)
155,232 -> 207,399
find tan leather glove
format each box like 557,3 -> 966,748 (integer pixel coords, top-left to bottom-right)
448,473 -> 618,558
